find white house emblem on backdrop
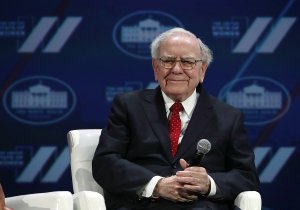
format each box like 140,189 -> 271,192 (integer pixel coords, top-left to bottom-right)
219,76 -> 291,125
113,10 -> 184,59
226,83 -> 282,109
3,76 -> 76,125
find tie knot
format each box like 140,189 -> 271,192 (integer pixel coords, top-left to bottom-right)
170,102 -> 183,113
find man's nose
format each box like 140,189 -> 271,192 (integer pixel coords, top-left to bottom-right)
172,60 -> 183,73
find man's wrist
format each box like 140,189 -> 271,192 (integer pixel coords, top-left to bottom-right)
207,175 -> 217,197
203,178 -> 211,196
140,176 -> 163,198
152,178 -> 163,198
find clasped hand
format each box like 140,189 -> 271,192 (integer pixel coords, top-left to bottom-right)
153,159 -> 210,203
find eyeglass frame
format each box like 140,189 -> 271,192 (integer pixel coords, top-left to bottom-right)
158,56 -> 203,70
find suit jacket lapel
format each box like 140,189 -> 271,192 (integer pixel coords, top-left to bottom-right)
142,88 -> 174,162
174,88 -> 214,162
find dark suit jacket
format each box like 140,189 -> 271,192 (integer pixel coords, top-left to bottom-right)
92,86 -> 259,210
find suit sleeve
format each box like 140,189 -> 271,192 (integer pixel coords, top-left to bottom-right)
209,112 -> 260,201
92,94 -> 156,198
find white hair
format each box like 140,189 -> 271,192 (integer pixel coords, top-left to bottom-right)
150,27 -> 213,66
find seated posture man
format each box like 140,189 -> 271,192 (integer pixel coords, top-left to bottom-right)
92,27 -> 259,210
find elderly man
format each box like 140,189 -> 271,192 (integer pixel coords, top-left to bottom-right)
92,27 -> 259,210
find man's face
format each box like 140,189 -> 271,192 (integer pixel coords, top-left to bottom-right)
152,34 -> 207,102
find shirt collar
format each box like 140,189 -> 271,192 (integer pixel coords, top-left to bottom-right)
161,90 -> 198,118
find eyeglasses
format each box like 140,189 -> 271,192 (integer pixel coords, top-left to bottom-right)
159,57 -> 203,70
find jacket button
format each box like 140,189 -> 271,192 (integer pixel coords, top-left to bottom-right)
172,164 -> 177,169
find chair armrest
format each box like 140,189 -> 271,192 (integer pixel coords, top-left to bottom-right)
5,191 -> 73,210
234,191 -> 261,210
73,191 -> 106,210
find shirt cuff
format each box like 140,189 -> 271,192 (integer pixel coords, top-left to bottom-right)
141,176 -> 163,198
207,175 -> 216,197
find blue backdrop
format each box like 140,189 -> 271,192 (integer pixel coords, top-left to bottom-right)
0,0 -> 299,209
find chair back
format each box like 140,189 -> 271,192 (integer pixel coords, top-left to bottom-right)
67,129 -> 103,195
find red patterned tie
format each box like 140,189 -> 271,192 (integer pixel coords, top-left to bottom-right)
169,102 -> 183,157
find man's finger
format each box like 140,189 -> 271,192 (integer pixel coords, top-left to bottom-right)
179,158 -> 189,169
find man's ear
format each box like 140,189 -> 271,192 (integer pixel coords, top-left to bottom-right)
199,63 -> 208,83
152,59 -> 159,81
